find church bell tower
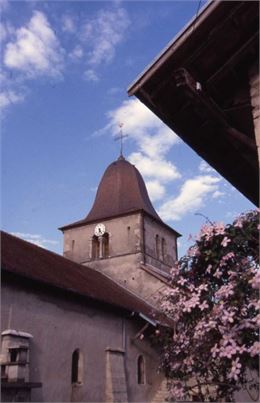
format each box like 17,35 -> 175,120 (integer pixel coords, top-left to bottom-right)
59,156 -> 181,297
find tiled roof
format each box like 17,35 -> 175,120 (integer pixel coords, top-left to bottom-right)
1,231 -> 166,323
60,157 -> 162,230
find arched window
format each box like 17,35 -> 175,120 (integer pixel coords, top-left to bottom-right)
103,233 -> 109,258
92,236 -> 99,259
137,355 -> 145,384
155,235 -> 160,260
71,349 -> 83,384
161,238 -> 166,262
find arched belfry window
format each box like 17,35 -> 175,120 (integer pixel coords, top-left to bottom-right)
92,236 -> 99,259
161,238 -> 166,262
155,235 -> 160,260
103,233 -> 109,258
92,233 -> 109,259
137,355 -> 145,384
71,349 -> 83,384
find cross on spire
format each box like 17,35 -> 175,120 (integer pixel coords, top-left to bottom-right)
115,122 -> 128,159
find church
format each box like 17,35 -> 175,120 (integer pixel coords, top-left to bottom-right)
1,154 -> 180,402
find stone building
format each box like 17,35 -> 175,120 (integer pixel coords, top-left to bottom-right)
60,156 -> 180,307
1,156 -> 179,402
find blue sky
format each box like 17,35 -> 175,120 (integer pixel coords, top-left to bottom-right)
1,0 -> 255,258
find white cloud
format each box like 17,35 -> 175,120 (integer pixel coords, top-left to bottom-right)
146,180 -> 166,202
0,90 -> 25,111
82,7 -> 130,66
98,99 -> 181,183
93,98 -> 181,206
69,45 -> 83,61
212,190 -> 225,199
129,152 -> 180,183
107,87 -> 122,96
84,69 -> 99,82
11,232 -> 58,249
159,175 -> 221,221
106,99 -> 180,157
62,15 -> 76,33
4,11 -> 64,78
199,160 -> 216,174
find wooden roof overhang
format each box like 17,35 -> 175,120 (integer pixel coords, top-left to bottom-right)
128,1 -> 259,205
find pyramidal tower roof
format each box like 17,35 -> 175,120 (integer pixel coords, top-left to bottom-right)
60,156 -> 162,230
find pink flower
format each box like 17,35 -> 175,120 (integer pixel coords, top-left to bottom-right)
248,341 -> 260,357
253,315 -> 260,326
206,264 -> 212,273
198,283 -> 208,292
238,319 -> 254,330
219,344 -> 237,358
227,358 -> 242,381
216,284 -> 234,299
222,310 -> 234,324
250,299 -> 260,309
183,295 -> 200,312
234,218 -> 243,228
199,300 -> 209,311
214,222 -> 225,235
211,344 -> 219,358
213,268 -> 222,278
171,384 -> 185,400
220,252 -> 235,266
221,236 -> 231,247
198,224 -> 214,241
221,334 -> 236,346
249,271 -> 260,289
238,345 -> 247,354
178,277 -> 187,286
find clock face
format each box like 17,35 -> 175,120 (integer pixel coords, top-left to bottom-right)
94,223 -> 106,236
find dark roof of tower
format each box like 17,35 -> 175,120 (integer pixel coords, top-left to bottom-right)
60,157 -> 165,231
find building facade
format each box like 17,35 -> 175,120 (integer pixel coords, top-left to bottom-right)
60,157 -> 180,307
1,157 -> 178,402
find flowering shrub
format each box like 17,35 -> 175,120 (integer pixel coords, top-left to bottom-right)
158,210 -> 259,402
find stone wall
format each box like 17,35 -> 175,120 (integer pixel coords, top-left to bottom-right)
63,213 -> 143,265
143,215 -> 177,272
1,280 -> 164,402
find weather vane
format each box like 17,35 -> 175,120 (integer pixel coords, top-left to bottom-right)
115,122 -> 128,158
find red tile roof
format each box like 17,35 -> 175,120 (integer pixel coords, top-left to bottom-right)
1,231 -> 166,323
